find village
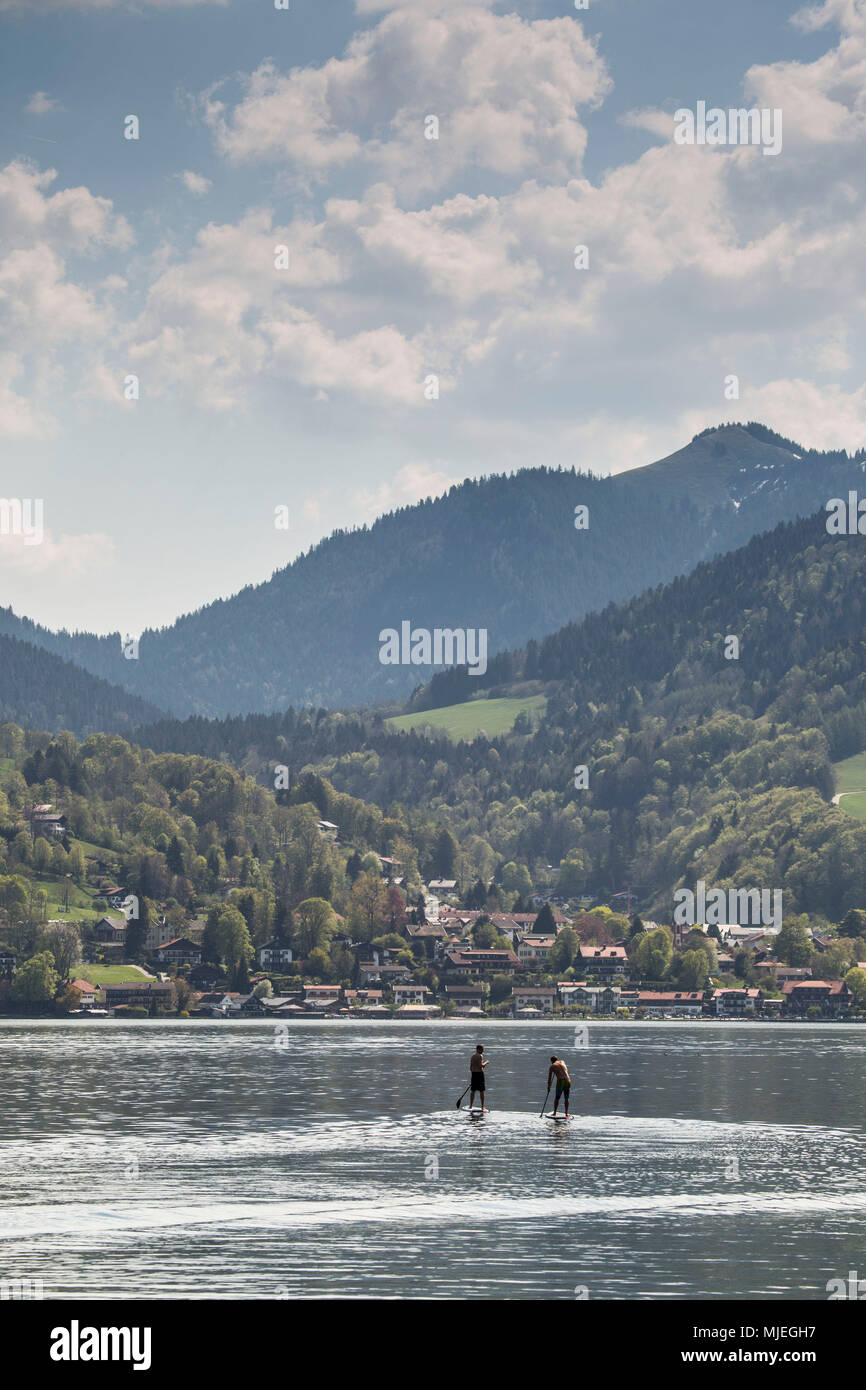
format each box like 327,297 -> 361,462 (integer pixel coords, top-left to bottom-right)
1,812 -> 862,1022
2,798 -> 865,1024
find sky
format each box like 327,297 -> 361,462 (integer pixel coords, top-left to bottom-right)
0,0 -> 863,634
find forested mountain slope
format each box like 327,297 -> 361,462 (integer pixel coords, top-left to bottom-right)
136,510 -> 866,920
2,422 -> 864,717
0,633 -> 165,738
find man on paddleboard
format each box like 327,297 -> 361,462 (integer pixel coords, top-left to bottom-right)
548,1055 -> 571,1117
469,1044 -> 489,1111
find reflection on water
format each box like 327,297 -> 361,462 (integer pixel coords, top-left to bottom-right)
1,1020 -> 865,1299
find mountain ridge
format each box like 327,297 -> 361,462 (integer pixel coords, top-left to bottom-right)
2,421 -> 865,720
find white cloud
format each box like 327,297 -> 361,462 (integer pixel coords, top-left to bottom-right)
129,207 -> 351,408
0,353 -> 46,437
619,107 -> 675,140
723,378 -> 866,452
201,61 -> 363,175
264,314 -> 429,405
743,0 -> 866,151
326,183 -> 540,306
128,186 -> 486,407
0,160 -> 132,255
179,170 -> 213,196
0,161 -> 132,436
0,247 -> 108,349
0,527 -> 116,577
791,0 -> 866,36
302,460 -> 461,541
351,460 -> 461,518
205,9 -> 610,195
8,1 -> 866,469
25,92 -> 62,116
129,22 -> 866,424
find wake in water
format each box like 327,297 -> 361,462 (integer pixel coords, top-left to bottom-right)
4,1186 -> 866,1243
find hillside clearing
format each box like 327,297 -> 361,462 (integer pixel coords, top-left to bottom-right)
832,750 -> 866,794
831,752 -> 866,822
75,965 -> 156,985
387,695 -> 547,742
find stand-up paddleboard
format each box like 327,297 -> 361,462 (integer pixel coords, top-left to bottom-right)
468,1107 -> 486,1118
545,1113 -> 570,1123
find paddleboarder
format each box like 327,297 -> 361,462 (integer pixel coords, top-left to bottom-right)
469,1043 -> 489,1112
548,1055 -> 571,1118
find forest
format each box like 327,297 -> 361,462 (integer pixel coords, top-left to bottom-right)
134,510 -> 866,921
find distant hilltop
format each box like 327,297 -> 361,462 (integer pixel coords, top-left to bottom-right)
2,422 -> 865,724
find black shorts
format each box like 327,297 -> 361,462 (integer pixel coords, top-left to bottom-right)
470,1071 -> 485,1092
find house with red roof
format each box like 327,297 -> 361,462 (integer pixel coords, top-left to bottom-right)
152,937 -> 202,966
69,979 -> 99,1010
578,944 -> 629,978
517,935 -> 556,965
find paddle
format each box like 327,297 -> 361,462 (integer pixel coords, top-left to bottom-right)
539,1083 -> 551,1118
455,1082 -> 472,1109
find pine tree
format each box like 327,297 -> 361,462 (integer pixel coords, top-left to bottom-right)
433,827 -> 459,878
166,836 -> 185,875
533,903 -> 556,935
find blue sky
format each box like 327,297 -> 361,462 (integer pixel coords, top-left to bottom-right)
0,0 -> 862,634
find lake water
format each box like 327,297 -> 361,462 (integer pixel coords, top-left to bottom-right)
2,1020 -> 865,1300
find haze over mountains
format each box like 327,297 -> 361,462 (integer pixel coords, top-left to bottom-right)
2,421 -> 865,727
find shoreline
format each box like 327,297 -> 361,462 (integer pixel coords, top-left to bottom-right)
1,1015 -> 865,1028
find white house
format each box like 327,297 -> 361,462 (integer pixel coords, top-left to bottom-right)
257,940 -> 294,969
637,991 -> 703,1017
302,983 -> 341,1003
517,935 -> 556,965
570,985 -> 622,1014
393,984 -> 432,1007
511,985 -> 556,1015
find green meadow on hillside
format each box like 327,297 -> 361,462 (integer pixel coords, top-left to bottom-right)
32,876 -> 95,921
832,752 -> 866,822
76,965 -> 156,985
387,694 -> 547,742
836,792 -> 866,823
833,750 -> 866,794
